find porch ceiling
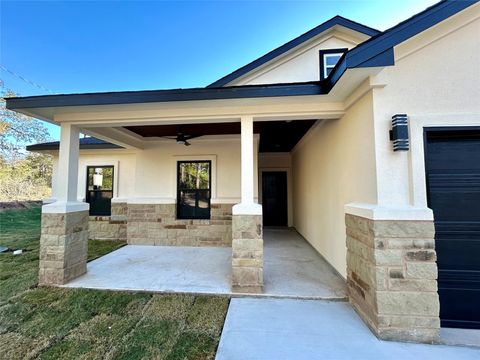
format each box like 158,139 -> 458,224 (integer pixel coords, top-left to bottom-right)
124,120 -> 316,152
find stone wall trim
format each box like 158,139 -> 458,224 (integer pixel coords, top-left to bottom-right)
346,213 -> 440,344
39,210 -> 89,285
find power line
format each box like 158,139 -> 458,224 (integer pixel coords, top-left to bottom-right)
0,64 -> 56,94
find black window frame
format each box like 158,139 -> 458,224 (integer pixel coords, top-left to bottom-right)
319,48 -> 348,81
85,165 -> 114,216
176,160 -> 212,220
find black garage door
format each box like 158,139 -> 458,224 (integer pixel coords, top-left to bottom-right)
425,128 -> 480,329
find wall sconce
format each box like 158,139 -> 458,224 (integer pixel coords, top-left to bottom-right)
389,114 -> 409,151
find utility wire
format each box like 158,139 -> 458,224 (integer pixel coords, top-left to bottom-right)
0,64 -> 56,94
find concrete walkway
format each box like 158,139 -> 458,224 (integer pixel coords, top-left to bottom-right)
63,228 -> 346,299
216,298 -> 480,360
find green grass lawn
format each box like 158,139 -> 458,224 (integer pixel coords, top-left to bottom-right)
0,205 -> 229,360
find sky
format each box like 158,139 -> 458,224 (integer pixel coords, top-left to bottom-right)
1,0 -> 438,140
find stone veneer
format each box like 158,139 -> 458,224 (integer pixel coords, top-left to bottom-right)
127,203 -> 233,246
231,214 -> 263,293
345,213 -> 440,343
88,202 -> 127,241
39,210 -> 89,285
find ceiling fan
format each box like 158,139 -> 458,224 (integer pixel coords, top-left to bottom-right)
162,132 -> 201,146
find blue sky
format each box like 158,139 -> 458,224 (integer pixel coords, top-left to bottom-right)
1,0 -> 437,140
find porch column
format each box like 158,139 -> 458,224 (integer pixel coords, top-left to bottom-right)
345,204 -> 439,343
231,116 -> 263,293
39,123 -> 89,285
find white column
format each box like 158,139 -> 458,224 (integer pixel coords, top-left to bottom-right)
241,116 -> 254,204
233,116 -> 262,215
43,123 -> 89,213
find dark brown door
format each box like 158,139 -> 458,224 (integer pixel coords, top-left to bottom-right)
425,128 -> 480,329
262,171 -> 287,226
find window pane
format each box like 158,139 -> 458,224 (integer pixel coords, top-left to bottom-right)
177,161 -> 211,219
178,162 -> 210,189
178,190 -> 197,218
197,162 -> 210,189
87,166 -> 113,191
87,168 -> 94,191
325,53 -> 342,66
326,67 -> 333,76
101,168 -> 113,190
197,190 -> 210,209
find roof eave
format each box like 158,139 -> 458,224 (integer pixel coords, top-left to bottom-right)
5,82 -> 327,111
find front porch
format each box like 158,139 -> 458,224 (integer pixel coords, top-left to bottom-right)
62,228 -> 347,300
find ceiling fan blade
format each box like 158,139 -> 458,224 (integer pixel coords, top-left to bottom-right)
184,140 -> 191,146
185,134 -> 202,140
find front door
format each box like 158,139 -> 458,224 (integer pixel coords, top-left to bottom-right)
425,128 -> 480,329
86,166 -> 114,216
262,171 -> 287,226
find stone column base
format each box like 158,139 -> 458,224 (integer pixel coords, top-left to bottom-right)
39,210 -> 89,285
231,214 -> 263,293
345,212 -> 440,343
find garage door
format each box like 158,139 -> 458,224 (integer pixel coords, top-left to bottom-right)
425,128 -> 480,329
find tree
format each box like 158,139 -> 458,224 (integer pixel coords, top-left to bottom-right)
0,89 -> 50,162
0,88 -> 53,201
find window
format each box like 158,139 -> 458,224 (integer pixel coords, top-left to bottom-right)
319,48 -> 347,80
86,166 -> 114,216
177,161 -> 211,219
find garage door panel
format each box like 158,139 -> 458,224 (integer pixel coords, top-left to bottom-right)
436,241 -> 480,271
426,136 -> 480,171
425,128 -> 480,329
439,287 -> 480,329
428,174 -> 480,221
435,222 -> 480,271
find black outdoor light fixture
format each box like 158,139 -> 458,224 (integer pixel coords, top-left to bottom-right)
389,114 -> 409,151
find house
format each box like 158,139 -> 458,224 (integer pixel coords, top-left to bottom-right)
7,0 -> 480,344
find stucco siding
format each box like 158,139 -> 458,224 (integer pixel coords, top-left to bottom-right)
371,9 -> 480,208
292,93 -> 377,277
52,151 -> 136,201
51,136 -> 258,204
231,35 -> 360,86
133,137 -> 257,202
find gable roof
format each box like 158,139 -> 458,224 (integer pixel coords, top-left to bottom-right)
326,0 -> 478,88
26,137 -> 121,151
207,16 -> 380,88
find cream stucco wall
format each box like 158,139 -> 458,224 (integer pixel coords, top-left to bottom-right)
52,150 -> 137,201
133,136 -> 258,203
292,93 -> 377,277
230,33 -> 363,86
370,5 -> 480,209
51,136 -> 258,205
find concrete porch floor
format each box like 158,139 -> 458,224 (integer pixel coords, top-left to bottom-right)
62,228 -> 347,299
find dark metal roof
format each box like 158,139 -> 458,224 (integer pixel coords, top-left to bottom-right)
327,0 -> 478,87
207,16 -> 381,88
26,137 -> 122,151
6,82 -> 326,110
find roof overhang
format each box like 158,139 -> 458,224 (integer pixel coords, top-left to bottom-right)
6,65 -> 384,126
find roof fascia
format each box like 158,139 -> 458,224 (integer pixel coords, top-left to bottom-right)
207,16 -> 380,88
26,143 -> 121,151
327,0 -> 477,90
5,82 -> 326,111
